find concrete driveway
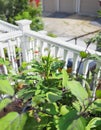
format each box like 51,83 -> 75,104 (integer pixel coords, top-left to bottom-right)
42,13 -> 101,38
42,13 -> 101,50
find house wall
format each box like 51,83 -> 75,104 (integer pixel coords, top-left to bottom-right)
79,0 -> 100,16
42,0 -> 100,16
42,0 -> 57,12
59,0 -> 76,13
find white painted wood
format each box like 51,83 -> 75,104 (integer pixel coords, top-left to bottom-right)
0,19 -> 101,89
0,45 -> 8,74
72,53 -> 79,75
16,20 -> 32,31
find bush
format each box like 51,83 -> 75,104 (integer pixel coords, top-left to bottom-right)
0,0 -> 44,31
0,51 -> 101,130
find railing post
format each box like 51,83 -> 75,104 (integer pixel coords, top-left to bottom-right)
16,20 -> 32,62
16,19 -> 32,31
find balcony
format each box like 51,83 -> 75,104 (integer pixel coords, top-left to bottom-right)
0,19 -> 101,88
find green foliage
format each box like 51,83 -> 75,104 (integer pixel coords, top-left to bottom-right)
0,52 -> 101,130
86,117 -> 101,130
0,58 -> 9,66
0,0 -> 44,31
46,92 -> 62,103
87,32 -> 101,52
66,80 -> 88,106
14,5 -> 44,31
80,51 -> 89,58
47,32 -> 57,38
57,110 -> 86,130
0,98 -> 11,111
0,79 -> 14,96
0,0 -> 28,22
0,112 -> 27,130
89,99 -> 101,112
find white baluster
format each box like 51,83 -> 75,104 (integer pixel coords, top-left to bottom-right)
16,19 -> 32,63
83,60 -> 90,79
72,53 -> 79,75
16,38 -> 22,66
54,46 -> 59,58
63,49 -> 68,68
8,40 -> 17,72
39,40 -> 44,56
82,60 -> 90,87
0,45 -> 8,74
47,43 -> 51,54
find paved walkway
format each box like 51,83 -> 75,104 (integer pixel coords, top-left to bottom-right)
42,14 -> 101,50
42,14 -> 101,38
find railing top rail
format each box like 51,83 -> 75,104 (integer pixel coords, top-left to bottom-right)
25,30 -> 101,56
0,31 -> 23,42
0,20 -> 19,31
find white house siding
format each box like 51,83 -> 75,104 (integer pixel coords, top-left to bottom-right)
42,0 -> 100,16
79,0 -> 100,16
59,0 -> 76,13
42,0 -> 57,12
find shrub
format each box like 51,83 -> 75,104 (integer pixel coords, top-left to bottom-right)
0,52 -> 101,130
0,0 -> 44,31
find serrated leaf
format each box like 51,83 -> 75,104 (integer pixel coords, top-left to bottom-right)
89,99 -> 101,112
86,117 -> 101,130
17,87 -> 35,101
60,105 -> 69,115
0,112 -> 27,130
24,114 -> 50,130
73,101 -> 81,112
43,103 -> 59,115
46,92 -> 61,103
0,79 -> 14,96
32,94 -> 45,106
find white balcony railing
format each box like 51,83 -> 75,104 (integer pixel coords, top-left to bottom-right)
0,19 -> 101,88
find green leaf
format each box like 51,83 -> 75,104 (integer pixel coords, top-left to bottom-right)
24,114 -> 51,130
17,87 -> 35,101
20,62 -> 28,69
88,54 -> 101,62
86,117 -> 101,130
60,105 -> 69,115
0,58 -> 9,66
0,79 -> 14,96
73,101 -> 81,112
89,99 -> 101,112
32,94 -> 45,106
80,51 -> 88,58
43,103 -> 59,115
57,110 -> 86,130
85,80 -> 92,98
96,90 -> 101,99
66,80 -> 88,106
0,112 -> 27,130
0,98 -> 11,110
46,92 -> 61,103
62,69 -> 69,87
